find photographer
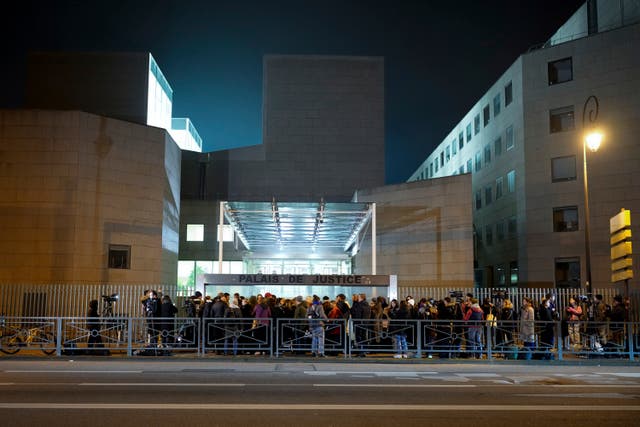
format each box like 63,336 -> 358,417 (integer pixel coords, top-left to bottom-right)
141,290 -> 160,344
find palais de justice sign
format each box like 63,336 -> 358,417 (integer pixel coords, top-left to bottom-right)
203,274 -> 390,286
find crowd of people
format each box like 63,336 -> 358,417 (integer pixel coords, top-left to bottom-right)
122,290 -> 631,359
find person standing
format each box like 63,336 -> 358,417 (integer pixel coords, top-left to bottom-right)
538,298 -> 555,359
141,290 -> 159,344
159,295 -> 178,345
307,295 -> 328,357
86,299 -> 104,353
565,297 -> 583,350
350,293 -> 371,357
389,300 -> 410,358
520,297 -> 536,360
463,298 -> 484,359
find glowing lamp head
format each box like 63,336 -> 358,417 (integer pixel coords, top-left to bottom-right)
585,131 -> 603,152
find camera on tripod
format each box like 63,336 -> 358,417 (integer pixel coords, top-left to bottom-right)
101,293 -> 119,303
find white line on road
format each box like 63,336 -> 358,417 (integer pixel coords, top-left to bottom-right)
79,383 -> 245,387
0,403 -> 638,411
313,384 -> 476,388
4,370 -> 143,374
601,373 -> 640,378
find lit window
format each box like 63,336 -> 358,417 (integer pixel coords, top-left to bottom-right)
548,57 -> 573,85
108,245 -> 131,269
186,224 -> 205,242
507,170 -> 516,192
553,206 -> 579,232
217,224 -> 234,242
551,155 -> 576,182
506,125 -> 514,150
510,261 -> 518,284
549,106 -> 575,133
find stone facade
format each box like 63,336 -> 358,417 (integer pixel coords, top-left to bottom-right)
0,110 -> 181,285
353,175 -> 474,289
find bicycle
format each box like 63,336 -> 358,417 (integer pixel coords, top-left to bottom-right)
0,318 -> 56,355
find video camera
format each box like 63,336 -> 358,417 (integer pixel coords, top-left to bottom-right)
449,291 -> 463,302
101,293 -> 119,303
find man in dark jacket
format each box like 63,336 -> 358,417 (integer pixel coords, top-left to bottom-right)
538,298 -> 555,359
350,293 -> 371,356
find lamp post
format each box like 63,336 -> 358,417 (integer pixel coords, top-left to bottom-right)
582,95 -> 602,295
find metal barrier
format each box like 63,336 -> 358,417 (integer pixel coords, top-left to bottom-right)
1,316 -> 638,361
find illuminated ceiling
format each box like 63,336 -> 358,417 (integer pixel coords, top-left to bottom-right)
222,200 -> 373,254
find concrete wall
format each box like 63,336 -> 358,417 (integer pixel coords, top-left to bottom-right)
353,175 -> 474,289
0,109 -> 181,285
522,22 -> 640,288
25,52 -> 150,126
257,55 -> 385,202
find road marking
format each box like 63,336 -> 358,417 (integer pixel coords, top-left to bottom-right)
458,373 -> 499,377
0,403 -> 638,411
313,384 -> 476,388
4,370 -> 143,374
304,371 -> 436,376
601,373 -> 640,378
79,383 -> 245,387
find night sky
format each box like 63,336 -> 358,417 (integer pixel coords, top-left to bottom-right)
2,0 -> 584,184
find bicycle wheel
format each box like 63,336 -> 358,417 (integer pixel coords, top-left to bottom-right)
0,333 -> 22,354
39,331 -> 57,355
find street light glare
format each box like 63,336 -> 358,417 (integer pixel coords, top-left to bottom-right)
585,131 -> 603,152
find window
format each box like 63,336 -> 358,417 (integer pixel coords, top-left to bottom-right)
509,261 -> 518,284
485,225 -> 493,246
466,123 -> 472,142
475,152 -> 482,172
474,114 -> 480,135
506,125 -> 514,150
108,244 -> 131,269
507,170 -> 516,192
505,81 -> 513,106
445,146 -> 451,163
549,106 -> 575,133
440,151 -> 444,167
493,137 -> 502,158
430,163 -> 434,177
459,165 -> 465,174
484,145 -> 491,165
497,265 -> 506,286
496,220 -> 505,241
496,176 -> 504,199
459,132 -> 464,150
485,185 -> 492,205
493,94 -> 501,117
551,155 -> 576,182
186,224 -> 205,242
553,206 -> 579,232
466,159 -> 472,173
476,226 -> 483,245
508,215 -> 517,236
483,104 -> 490,127
475,190 -> 482,210
548,57 -> 573,85
217,224 -> 235,242
452,139 -> 457,156
435,159 -> 439,173
555,257 -> 581,288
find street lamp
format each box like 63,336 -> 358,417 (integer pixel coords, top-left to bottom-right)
582,95 -> 602,295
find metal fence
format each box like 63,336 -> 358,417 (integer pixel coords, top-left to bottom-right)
2,316 -> 638,361
1,284 -> 636,320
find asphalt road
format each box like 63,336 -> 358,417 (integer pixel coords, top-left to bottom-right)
1,359 -> 639,426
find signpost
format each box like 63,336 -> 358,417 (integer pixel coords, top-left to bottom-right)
610,209 -> 632,300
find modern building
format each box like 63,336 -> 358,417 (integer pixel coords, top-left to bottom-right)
25,51 -> 203,152
408,0 -> 640,289
0,109 -> 181,285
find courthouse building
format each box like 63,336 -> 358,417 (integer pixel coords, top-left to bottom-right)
408,0 -> 640,289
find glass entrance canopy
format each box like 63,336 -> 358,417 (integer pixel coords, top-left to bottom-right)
221,200 -> 373,256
